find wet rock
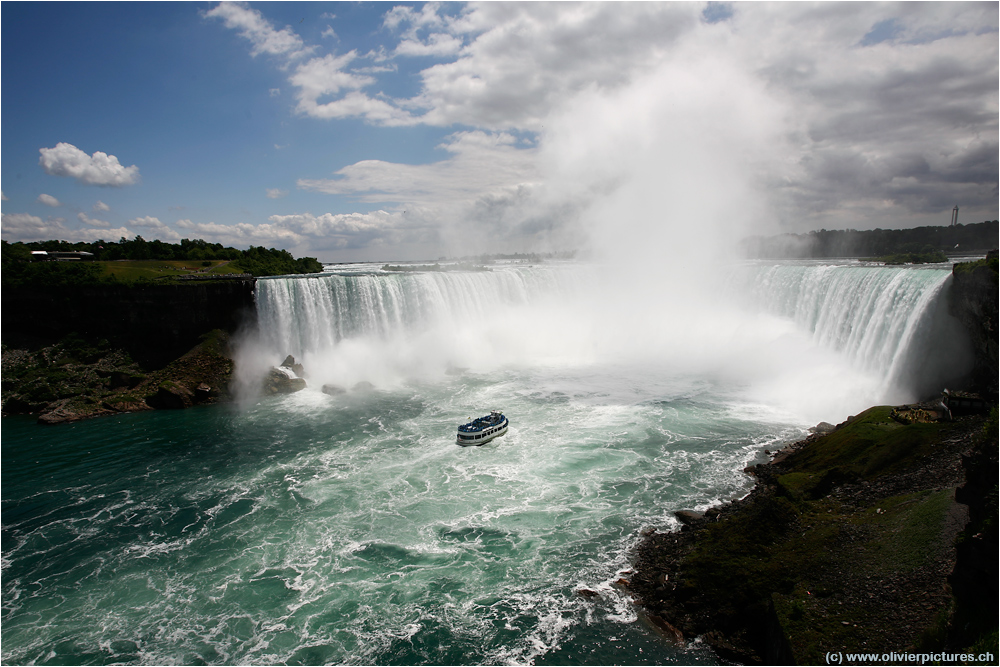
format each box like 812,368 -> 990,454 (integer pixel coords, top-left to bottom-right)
352,381 -> 375,392
37,398 -> 82,424
810,421 -> 835,434
280,355 -> 307,378
675,510 -> 706,526
264,367 -> 307,395
37,398 -> 113,424
646,612 -> 686,645
576,588 -> 601,599
321,384 -> 347,396
194,382 -> 213,402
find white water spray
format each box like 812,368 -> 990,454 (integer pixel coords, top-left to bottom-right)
240,259 -> 971,424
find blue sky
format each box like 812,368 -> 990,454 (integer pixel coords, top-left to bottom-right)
2,2 -> 997,261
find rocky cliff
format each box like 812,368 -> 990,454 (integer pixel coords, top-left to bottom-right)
3,280 -> 256,367
949,251 -> 999,400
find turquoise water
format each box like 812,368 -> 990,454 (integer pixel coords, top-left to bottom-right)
2,363 -> 800,665
3,260 -> 964,665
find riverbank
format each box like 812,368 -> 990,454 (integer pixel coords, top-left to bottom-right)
628,405 -> 997,664
1,330 -> 236,424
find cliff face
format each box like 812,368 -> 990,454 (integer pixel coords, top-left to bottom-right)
3,280 -> 256,367
949,252 -> 999,400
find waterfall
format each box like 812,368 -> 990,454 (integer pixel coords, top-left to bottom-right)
254,266 -> 578,357
248,260 -> 972,411
734,261 -> 973,399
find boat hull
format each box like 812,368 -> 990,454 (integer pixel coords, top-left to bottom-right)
456,419 -> 509,446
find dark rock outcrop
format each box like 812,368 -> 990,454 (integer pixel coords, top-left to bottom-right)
949,251 -> 998,400
146,381 -> 195,410
4,329 -> 236,423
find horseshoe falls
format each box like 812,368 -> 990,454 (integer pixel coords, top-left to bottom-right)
1,260 -> 972,665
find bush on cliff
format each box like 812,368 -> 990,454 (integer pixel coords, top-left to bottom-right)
230,245 -> 323,276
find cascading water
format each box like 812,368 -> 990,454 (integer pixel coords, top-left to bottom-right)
254,265 -> 578,358
248,260 -> 970,413
732,260 -> 972,404
1,259 -> 974,666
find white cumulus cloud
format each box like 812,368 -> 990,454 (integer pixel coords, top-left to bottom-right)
78,212 -> 111,228
93,200 -> 111,212
205,2 -> 311,59
176,218 -> 301,247
39,142 -> 140,187
298,131 -> 538,204
129,216 -> 181,242
1,212 -> 131,243
37,194 -> 61,207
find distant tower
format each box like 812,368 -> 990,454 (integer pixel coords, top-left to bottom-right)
950,205 -> 959,227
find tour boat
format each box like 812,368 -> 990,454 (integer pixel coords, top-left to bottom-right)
456,411 -> 509,446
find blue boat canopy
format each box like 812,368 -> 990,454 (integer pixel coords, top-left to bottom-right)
458,410 -> 506,433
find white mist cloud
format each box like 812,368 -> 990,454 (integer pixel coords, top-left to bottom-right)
204,1 -> 996,258
266,188 -> 289,199
39,142 -> 140,187
93,200 -> 111,212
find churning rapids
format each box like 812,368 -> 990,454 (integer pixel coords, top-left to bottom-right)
2,260 -> 972,665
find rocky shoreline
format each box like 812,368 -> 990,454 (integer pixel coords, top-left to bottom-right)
1,330 -> 239,424
627,404 -> 996,664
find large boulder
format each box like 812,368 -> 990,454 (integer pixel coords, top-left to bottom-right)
264,367 -> 307,395
280,355 -> 307,379
321,384 -> 347,396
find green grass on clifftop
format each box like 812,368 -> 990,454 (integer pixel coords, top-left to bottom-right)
775,406 -> 959,494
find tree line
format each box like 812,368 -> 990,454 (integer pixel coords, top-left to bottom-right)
741,221 -> 998,259
2,237 -> 323,287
